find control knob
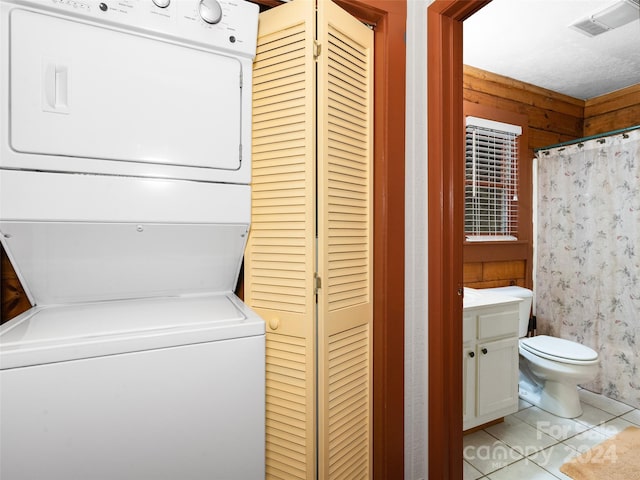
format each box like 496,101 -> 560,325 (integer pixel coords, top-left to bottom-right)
152,0 -> 170,7
199,0 -> 223,24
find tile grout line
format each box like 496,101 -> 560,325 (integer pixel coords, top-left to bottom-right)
465,398 -> 640,480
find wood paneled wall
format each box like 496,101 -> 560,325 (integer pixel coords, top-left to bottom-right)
1,246 -> 31,324
464,260 -> 526,289
463,65 -> 584,153
584,83 -> 640,136
463,65 -> 583,289
462,65 -> 640,290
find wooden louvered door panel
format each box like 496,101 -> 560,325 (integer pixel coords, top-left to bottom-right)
317,2 -> 373,479
246,1 -> 317,479
246,1 -> 372,478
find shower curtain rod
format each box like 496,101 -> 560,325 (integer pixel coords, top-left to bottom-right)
535,124 -> 640,154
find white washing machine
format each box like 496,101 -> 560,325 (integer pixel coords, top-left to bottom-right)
0,0 -> 264,478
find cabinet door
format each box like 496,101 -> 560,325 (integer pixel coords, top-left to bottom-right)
462,344 -> 476,423
477,337 -> 519,417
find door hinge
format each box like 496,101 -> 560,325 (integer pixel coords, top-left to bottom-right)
314,272 -> 322,294
313,40 -> 321,60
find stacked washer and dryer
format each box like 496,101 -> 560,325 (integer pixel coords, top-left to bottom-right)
0,0 -> 265,478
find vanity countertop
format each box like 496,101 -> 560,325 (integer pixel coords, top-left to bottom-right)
463,287 -> 523,310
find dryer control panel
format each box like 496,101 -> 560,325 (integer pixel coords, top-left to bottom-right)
9,0 -> 259,57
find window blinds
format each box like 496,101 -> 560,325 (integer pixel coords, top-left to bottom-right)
465,116 -> 522,241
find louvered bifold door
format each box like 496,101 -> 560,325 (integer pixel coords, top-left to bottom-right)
246,2 -> 317,479
317,3 -> 374,479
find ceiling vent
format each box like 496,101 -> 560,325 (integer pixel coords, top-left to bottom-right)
570,0 -> 640,36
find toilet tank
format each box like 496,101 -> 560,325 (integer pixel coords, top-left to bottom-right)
479,286 -> 533,338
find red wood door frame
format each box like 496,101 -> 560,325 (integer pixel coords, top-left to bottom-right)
427,2 -> 490,479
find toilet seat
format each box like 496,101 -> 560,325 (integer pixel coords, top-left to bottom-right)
520,335 -> 598,365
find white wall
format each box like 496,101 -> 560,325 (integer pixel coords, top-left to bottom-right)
405,1 -> 430,479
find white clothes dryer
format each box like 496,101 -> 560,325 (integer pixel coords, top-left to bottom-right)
0,0 -> 264,478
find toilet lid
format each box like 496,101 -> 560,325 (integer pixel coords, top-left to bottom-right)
521,335 -> 598,363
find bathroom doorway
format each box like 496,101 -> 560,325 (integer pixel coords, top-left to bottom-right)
427,1 -> 491,478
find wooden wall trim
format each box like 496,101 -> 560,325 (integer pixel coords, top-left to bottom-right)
427,1 -> 489,479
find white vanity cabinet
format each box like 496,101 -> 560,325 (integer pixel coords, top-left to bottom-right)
463,294 -> 521,431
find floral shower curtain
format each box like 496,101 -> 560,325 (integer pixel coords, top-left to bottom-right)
535,127 -> 640,409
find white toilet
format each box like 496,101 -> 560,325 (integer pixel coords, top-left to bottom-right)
481,286 -> 599,418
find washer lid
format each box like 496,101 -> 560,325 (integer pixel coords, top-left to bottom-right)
0,172 -> 250,306
0,294 -> 265,369
520,335 -> 598,363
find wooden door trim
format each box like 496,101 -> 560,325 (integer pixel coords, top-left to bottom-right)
427,1 -> 490,479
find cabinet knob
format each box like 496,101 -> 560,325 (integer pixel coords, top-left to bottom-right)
468,351 -> 475,358
481,347 -> 488,355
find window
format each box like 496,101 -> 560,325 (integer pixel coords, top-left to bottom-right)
465,116 -> 522,241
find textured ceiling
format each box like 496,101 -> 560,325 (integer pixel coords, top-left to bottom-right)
463,0 -> 640,100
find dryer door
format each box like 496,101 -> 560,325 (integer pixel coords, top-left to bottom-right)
7,8 -> 246,180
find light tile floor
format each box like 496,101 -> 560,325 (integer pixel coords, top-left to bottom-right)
463,389 -> 640,479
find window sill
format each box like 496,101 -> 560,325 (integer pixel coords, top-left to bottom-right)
465,235 -> 518,242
